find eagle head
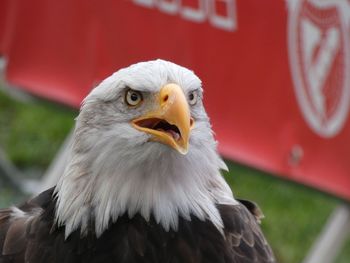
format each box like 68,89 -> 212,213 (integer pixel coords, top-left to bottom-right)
55,59 -> 236,238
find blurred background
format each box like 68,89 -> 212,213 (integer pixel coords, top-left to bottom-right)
1,1 -> 350,262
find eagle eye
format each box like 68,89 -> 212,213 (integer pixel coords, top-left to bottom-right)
188,90 -> 198,106
125,89 -> 143,107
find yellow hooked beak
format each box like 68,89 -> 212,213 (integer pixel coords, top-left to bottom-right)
132,84 -> 194,154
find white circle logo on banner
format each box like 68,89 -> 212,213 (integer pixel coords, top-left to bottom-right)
287,0 -> 350,138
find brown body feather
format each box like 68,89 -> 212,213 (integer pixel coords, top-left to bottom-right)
0,188 -> 275,263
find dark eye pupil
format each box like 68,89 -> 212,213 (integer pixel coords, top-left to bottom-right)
130,93 -> 139,101
189,93 -> 194,101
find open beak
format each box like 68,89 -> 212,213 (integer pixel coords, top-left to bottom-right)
131,83 -> 194,154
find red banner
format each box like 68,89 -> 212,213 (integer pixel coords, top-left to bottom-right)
2,0 -> 350,200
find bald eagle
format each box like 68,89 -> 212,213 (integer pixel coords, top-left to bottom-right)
0,60 -> 275,262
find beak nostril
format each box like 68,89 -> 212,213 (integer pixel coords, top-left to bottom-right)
190,118 -> 194,127
163,94 -> 169,103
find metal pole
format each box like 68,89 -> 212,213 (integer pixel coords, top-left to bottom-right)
302,204 -> 350,263
37,130 -> 73,192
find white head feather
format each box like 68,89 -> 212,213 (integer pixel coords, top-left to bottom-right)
54,59 -> 237,238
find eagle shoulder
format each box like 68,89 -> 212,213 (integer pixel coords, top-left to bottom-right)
0,188 -> 58,262
218,202 -> 276,263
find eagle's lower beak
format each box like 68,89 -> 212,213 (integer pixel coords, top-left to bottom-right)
132,83 -> 193,154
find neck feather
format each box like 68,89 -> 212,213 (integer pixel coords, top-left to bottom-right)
55,136 -> 237,238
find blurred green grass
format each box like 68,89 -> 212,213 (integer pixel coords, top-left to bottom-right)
0,90 -> 75,168
0,88 -> 349,263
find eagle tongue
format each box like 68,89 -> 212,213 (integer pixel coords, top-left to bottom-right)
167,130 -> 180,141
157,128 -> 180,141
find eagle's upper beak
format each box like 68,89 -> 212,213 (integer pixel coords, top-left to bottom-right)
132,84 -> 194,154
